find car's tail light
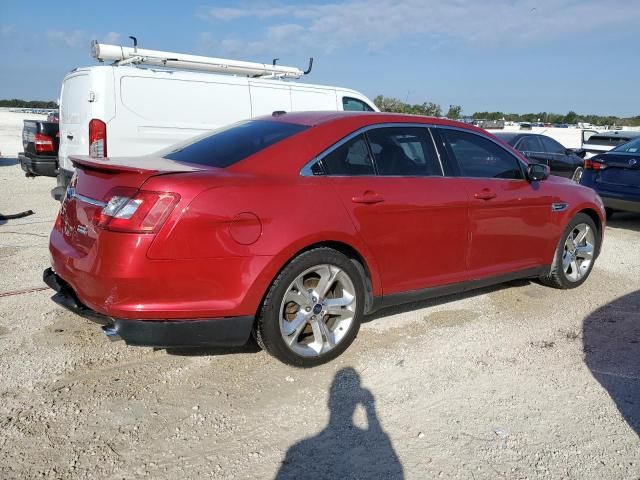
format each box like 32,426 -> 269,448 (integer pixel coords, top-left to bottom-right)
584,159 -> 607,170
95,188 -> 180,233
89,119 -> 107,158
34,133 -> 55,153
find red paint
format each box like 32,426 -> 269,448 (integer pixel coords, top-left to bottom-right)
49,112 -> 605,322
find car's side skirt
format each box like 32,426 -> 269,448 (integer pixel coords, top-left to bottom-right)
369,266 -> 550,313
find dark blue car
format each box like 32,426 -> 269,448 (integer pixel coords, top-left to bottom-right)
580,137 -> 640,219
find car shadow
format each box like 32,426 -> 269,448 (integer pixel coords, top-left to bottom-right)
275,367 -> 404,480
364,279 -> 531,322
583,290 -> 640,436
606,212 -> 640,233
0,157 -> 19,167
166,280 -> 532,357
165,335 -> 262,357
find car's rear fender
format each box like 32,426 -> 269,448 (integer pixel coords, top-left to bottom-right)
143,177 -> 384,314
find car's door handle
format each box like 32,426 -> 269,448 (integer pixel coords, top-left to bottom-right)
474,189 -> 497,200
352,192 -> 385,204
66,134 -> 74,140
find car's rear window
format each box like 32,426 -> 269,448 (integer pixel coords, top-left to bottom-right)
585,135 -> 634,147
161,120 -> 308,167
611,138 -> 640,153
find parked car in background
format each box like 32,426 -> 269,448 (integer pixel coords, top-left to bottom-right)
45,112 -> 605,367
19,119 -> 59,177
493,132 -> 586,181
53,40 -> 378,200
580,137 -> 640,218
581,130 -> 640,159
46,112 -> 59,123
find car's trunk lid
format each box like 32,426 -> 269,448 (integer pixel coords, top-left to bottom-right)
59,155 -> 209,253
596,153 -> 640,189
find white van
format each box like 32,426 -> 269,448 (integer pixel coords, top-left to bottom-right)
55,50 -> 378,198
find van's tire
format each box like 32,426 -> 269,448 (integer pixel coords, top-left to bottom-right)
254,248 -> 364,367
540,213 -> 599,289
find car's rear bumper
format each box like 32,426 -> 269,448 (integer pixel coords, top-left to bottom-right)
43,268 -> 254,347
19,153 -> 58,177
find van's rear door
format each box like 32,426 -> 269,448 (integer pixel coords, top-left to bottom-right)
58,72 -> 91,173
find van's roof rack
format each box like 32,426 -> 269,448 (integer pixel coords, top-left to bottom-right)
90,39 -> 313,79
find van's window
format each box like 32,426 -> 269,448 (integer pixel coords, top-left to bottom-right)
442,129 -> 524,179
322,134 -> 375,175
342,97 -> 374,112
161,120 -> 308,168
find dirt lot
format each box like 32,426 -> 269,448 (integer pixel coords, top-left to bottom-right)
0,116 -> 638,479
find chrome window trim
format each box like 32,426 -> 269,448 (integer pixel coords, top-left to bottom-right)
299,122 -> 444,178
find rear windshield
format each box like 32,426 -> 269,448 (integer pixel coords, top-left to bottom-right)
161,120 -> 308,168
611,138 -> 640,153
585,135 -> 634,147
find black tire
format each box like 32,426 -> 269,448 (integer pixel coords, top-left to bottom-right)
540,213 -> 599,289
254,248 -> 365,367
605,208 -> 615,221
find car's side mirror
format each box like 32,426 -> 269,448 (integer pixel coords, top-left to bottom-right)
527,163 -> 550,182
568,148 -> 587,159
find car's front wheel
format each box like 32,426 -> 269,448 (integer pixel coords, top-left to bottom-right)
540,213 -> 599,289
254,248 -> 365,367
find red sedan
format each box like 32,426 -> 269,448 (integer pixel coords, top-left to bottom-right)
45,112 -> 605,367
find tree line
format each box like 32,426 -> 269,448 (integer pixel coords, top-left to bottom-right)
0,99 -> 58,109
373,95 -> 640,127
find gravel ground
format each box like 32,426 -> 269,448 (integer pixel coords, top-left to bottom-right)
0,114 -> 638,479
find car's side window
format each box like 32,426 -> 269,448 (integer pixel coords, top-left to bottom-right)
321,134 -> 375,176
441,129 -> 524,180
366,127 -> 442,176
540,136 -> 565,154
517,135 -> 543,152
342,97 -> 374,112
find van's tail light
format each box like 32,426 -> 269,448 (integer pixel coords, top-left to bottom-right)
34,133 -> 55,153
89,119 -> 107,158
95,188 -> 180,233
584,159 -> 607,170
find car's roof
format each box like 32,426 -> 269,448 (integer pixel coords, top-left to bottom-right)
589,131 -> 640,139
260,111 -> 480,130
493,132 -> 521,141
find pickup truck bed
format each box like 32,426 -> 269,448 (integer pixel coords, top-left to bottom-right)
19,120 -> 59,177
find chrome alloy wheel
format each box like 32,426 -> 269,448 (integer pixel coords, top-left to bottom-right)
279,264 -> 357,357
562,223 -> 596,282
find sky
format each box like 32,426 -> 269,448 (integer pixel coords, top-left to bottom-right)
1,0 -> 639,116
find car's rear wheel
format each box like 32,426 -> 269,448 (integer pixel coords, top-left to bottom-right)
254,248 -> 364,367
540,213 -> 598,289
571,166 -> 584,183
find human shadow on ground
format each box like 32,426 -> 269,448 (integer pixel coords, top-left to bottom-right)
583,289 -> 640,436
275,367 -> 404,480
0,157 -> 19,167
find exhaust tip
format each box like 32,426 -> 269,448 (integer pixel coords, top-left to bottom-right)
102,324 -> 122,342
